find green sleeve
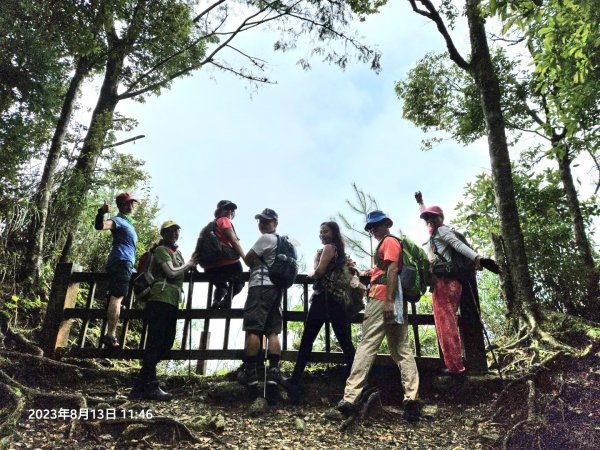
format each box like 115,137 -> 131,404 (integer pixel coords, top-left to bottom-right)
153,246 -> 172,265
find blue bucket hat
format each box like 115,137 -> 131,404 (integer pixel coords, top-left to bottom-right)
364,210 -> 394,231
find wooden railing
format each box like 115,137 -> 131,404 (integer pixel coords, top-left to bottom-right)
40,263 -> 488,374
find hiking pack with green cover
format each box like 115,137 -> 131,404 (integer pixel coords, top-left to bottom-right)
374,234 -> 430,302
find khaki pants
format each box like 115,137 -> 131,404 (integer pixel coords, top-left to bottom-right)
343,298 -> 419,404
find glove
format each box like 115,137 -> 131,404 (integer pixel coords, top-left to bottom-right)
480,258 -> 500,274
414,191 -> 423,204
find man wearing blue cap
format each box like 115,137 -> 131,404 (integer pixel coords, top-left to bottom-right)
328,210 -> 420,422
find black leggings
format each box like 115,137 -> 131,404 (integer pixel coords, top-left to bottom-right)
204,261 -> 245,304
291,291 -> 355,383
139,301 -> 178,381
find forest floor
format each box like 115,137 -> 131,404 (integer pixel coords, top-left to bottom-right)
1,346 -> 598,450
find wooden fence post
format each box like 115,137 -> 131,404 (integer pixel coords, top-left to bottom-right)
196,331 -> 210,375
40,263 -> 81,356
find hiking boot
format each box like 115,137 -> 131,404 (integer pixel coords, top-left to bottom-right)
266,366 -> 284,386
325,400 -> 355,421
283,378 -> 301,404
403,399 -> 421,422
237,367 -> 258,386
142,382 -> 173,401
101,335 -> 119,349
336,400 -> 356,417
210,300 -> 223,309
324,408 -> 346,421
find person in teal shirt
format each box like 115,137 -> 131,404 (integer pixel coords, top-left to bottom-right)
129,220 -> 195,401
95,192 -> 139,348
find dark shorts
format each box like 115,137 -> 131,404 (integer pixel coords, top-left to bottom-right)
204,261 -> 244,284
106,260 -> 134,297
243,286 -> 282,335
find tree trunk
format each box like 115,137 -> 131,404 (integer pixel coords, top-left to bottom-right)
556,148 -> 600,318
20,57 -> 92,286
57,49 -> 124,262
465,0 -> 538,325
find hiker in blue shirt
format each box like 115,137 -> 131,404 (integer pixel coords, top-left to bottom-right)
95,192 -> 138,348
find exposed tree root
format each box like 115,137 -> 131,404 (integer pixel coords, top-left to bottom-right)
0,312 -> 43,356
0,367 -> 87,441
82,416 -> 199,445
340,389 -> 383,432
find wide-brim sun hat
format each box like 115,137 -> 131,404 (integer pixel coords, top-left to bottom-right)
364,210 -> 393,231
419,205 -> 444,219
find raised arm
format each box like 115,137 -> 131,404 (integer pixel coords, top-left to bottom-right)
94,201 -> 114,231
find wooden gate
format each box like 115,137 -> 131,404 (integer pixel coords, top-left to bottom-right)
40,263 -> 488,374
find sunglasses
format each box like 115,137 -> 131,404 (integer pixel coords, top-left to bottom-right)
258,219 -> 274,225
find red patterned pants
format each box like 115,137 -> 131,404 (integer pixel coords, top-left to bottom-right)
432,277 -> 465,374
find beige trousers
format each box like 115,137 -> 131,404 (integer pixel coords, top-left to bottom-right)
343,298 -> 419,404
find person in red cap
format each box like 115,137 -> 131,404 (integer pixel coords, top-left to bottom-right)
94,192 -> 139,348
415,191 -> 498,384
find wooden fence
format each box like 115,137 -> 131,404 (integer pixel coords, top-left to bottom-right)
40,263 -> 488,374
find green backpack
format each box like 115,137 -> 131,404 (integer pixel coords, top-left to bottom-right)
374,235 -> 431,302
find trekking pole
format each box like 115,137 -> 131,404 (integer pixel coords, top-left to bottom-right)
188,268 -> 193,381
263,336 -> 268,399
466,281 -> 504,383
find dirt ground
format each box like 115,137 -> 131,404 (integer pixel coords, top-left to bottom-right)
2,351 -> 598,450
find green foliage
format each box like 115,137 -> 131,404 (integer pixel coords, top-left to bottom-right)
1,294 -> 44,329
454,165 -> 599,316
395,50 -> 531,149
336,183 -> 377,266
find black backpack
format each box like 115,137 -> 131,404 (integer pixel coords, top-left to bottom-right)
195,220 -> 239,267
430,227 -> 475,281
260,234 -> 298,289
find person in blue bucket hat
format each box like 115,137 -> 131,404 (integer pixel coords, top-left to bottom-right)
327,209 -> 421,422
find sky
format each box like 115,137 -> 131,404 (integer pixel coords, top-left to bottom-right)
107,1 -> 491,271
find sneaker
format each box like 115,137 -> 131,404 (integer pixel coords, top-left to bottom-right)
101,335 -> 119,348
237,368 -> 258,386
266,366 -> 284,386
403,399 -> 421,422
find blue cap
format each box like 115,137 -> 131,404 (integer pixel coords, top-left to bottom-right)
365,210 -> 393,231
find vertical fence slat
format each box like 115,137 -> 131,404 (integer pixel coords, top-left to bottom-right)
78,281 -> 96,348
410,301 -> 421,357
118,287 -> 135,349
282,288 -> 289,351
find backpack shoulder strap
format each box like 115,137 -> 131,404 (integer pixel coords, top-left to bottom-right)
374,234 -> 401,269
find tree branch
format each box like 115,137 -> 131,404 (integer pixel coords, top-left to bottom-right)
408,0 -> 470,71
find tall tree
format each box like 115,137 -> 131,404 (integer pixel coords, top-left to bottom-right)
490,0 -> 600,304
20,1 -> 106,286
356,0 -> 554,345
395,1 -> 600,305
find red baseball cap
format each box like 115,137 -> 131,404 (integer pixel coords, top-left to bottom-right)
419,205 -> 444,219
115,192 -> 138,205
